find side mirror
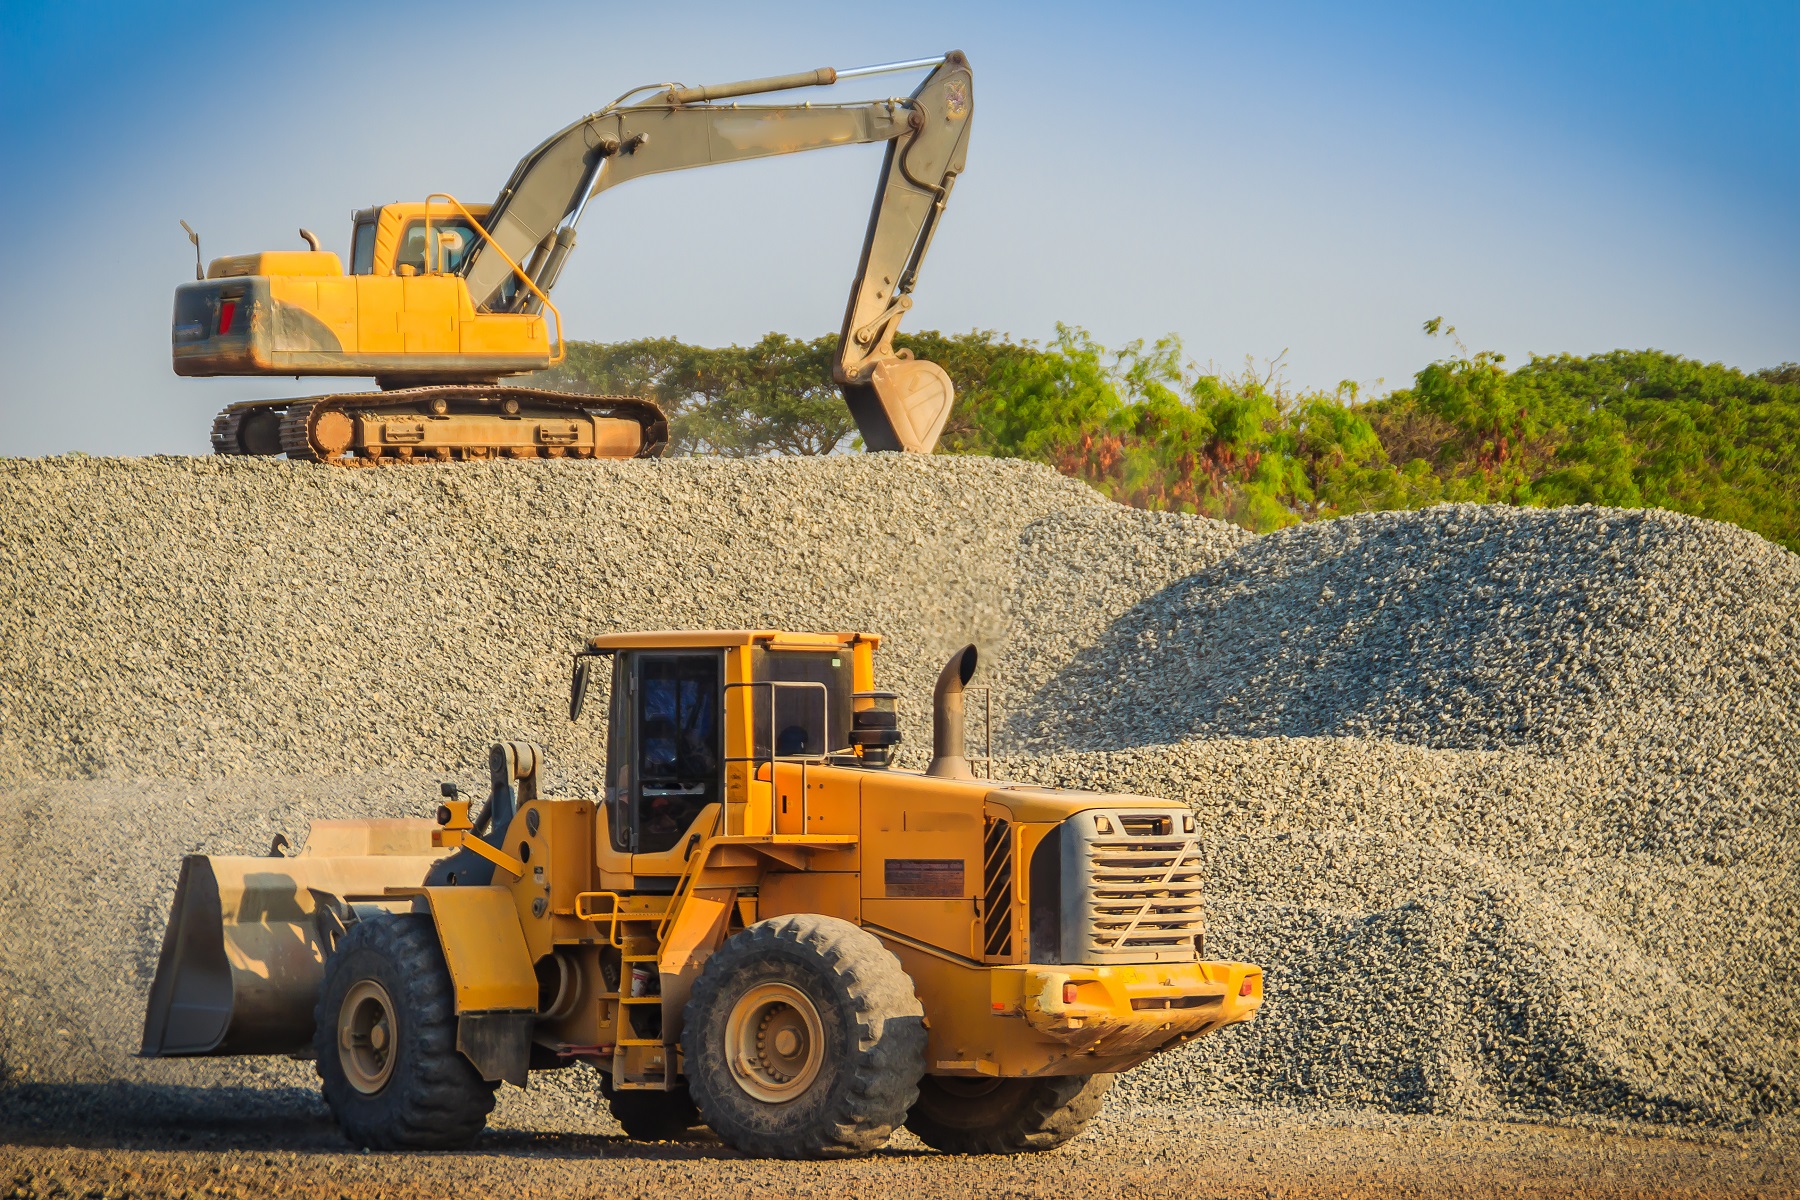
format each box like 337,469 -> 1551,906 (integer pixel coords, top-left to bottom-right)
569,656 -> 594,721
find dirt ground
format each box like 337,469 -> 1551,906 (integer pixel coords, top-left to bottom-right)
0,1086 -> 1793,1200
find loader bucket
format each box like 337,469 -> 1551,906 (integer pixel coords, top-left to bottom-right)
844,357 -> 955,454
139,819 -> 445,1058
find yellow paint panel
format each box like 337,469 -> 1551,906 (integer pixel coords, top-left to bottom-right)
460,312 -> 550,357
354,277 -> 402,353
311,277 -> 359,346
657,888 -> 733,974
771,765 -> 859,836
208,250 -> 342,278
862,897 -> 978,958
267,278 -> 316,311
416,886 -> 538,1012
757,871 -> 860,925
400,278 -> 458,353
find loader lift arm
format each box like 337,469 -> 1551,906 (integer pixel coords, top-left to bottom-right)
459,52 -> 974,452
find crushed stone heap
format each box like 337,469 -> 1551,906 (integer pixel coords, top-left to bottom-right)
1,455 -> 1794,1131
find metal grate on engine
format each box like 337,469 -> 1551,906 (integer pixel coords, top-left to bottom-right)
1063,808 -> 1205,964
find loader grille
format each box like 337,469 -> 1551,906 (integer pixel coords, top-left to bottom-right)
1066,810 -> 1205,964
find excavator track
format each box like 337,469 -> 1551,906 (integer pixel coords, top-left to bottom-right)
211,386 -> 667,465
211,401 -> 292,457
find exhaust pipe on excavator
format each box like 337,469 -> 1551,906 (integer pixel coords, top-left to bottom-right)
926,644 -> 978,779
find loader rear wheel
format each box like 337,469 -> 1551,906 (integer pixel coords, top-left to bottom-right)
681,914 -> 926,1159
313,915 -> 497,1150
904,1073 -> 1113,1154
603,1078 -> 701,1142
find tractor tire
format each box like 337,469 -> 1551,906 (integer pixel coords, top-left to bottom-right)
681,914 -> 926,1159
313,914 -> 498,1150
904,1073 -> 1114,1154
604,1078 -> 701,1142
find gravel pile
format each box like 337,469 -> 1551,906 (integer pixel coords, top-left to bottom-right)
1013,503 -> 1800,763
2,457 -> 1795,1133
0,454 -> 1096,786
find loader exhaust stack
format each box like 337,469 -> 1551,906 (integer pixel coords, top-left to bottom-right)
926,644 -> 978,779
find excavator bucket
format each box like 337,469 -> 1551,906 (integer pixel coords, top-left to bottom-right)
140,819 -> 445,1058
844,358 -> 955,454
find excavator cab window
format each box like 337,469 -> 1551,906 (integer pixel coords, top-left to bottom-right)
608,652 -> 722,855
395,218 -> 478,275
349,221 -> 377,275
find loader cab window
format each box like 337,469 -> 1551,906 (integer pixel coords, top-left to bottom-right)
607,652 -> 722,855
395,218 -> 478,274
350,221 -> 377,275
750,648 -> 852,760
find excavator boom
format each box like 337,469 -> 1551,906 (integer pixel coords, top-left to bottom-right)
462,52 -> 973,452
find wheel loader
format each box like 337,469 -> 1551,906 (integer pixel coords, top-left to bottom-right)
179,53 -> 973,463
141,633 -> 1263,1157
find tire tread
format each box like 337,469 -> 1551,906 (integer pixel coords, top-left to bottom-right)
312,914 -> 497,1150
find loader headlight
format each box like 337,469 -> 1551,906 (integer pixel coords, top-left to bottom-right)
1181,813 -> 1195,833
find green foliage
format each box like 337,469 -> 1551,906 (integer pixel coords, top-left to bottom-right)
1366,324 -> 1800,548
540,325 -> 1800,550
540,334 -> 853,455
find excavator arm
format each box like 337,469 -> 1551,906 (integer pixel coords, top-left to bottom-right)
458,52 -> 973,453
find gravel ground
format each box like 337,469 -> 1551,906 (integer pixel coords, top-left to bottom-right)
4,1099 -> 1794,1200
2,455 -> 1797,1182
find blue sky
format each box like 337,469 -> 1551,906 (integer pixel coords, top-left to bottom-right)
1,0 -> 1794,455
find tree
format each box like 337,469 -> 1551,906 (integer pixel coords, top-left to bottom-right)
538,327 -> 1800,551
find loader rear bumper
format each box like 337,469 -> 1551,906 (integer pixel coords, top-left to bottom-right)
1003,960 -> 1262,1059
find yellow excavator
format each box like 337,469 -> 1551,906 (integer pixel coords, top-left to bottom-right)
179,53 -> 973,463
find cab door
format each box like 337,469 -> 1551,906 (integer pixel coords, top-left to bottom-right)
614,651 -> 724,877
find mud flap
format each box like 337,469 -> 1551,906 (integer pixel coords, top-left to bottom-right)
457,1013 -> 534,1086
139,821 -> 444,1058
842,358 -> 954,453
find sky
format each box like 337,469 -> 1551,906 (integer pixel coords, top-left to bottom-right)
1,0 -> 1795,456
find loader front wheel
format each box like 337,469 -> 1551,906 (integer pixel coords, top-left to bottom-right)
904,1073 -> 1113,1154
681,914 -> 926,1158
313,915 -> 497,1150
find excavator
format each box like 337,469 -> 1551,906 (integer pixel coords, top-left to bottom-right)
177,53 -> 973,463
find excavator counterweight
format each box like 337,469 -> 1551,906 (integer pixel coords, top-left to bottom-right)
179,53 -> 974,462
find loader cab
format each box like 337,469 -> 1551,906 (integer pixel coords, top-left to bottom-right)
591,634 -> 869,863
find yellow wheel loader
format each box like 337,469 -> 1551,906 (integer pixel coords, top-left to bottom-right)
179,54 -> 975,463
141,633 -> 1263,1157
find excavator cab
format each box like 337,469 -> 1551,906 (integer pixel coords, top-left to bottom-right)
345,204 -> 491,277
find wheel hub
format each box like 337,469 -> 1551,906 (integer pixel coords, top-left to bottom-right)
724,982 -> 825,1103
338,979 -> 399,1095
